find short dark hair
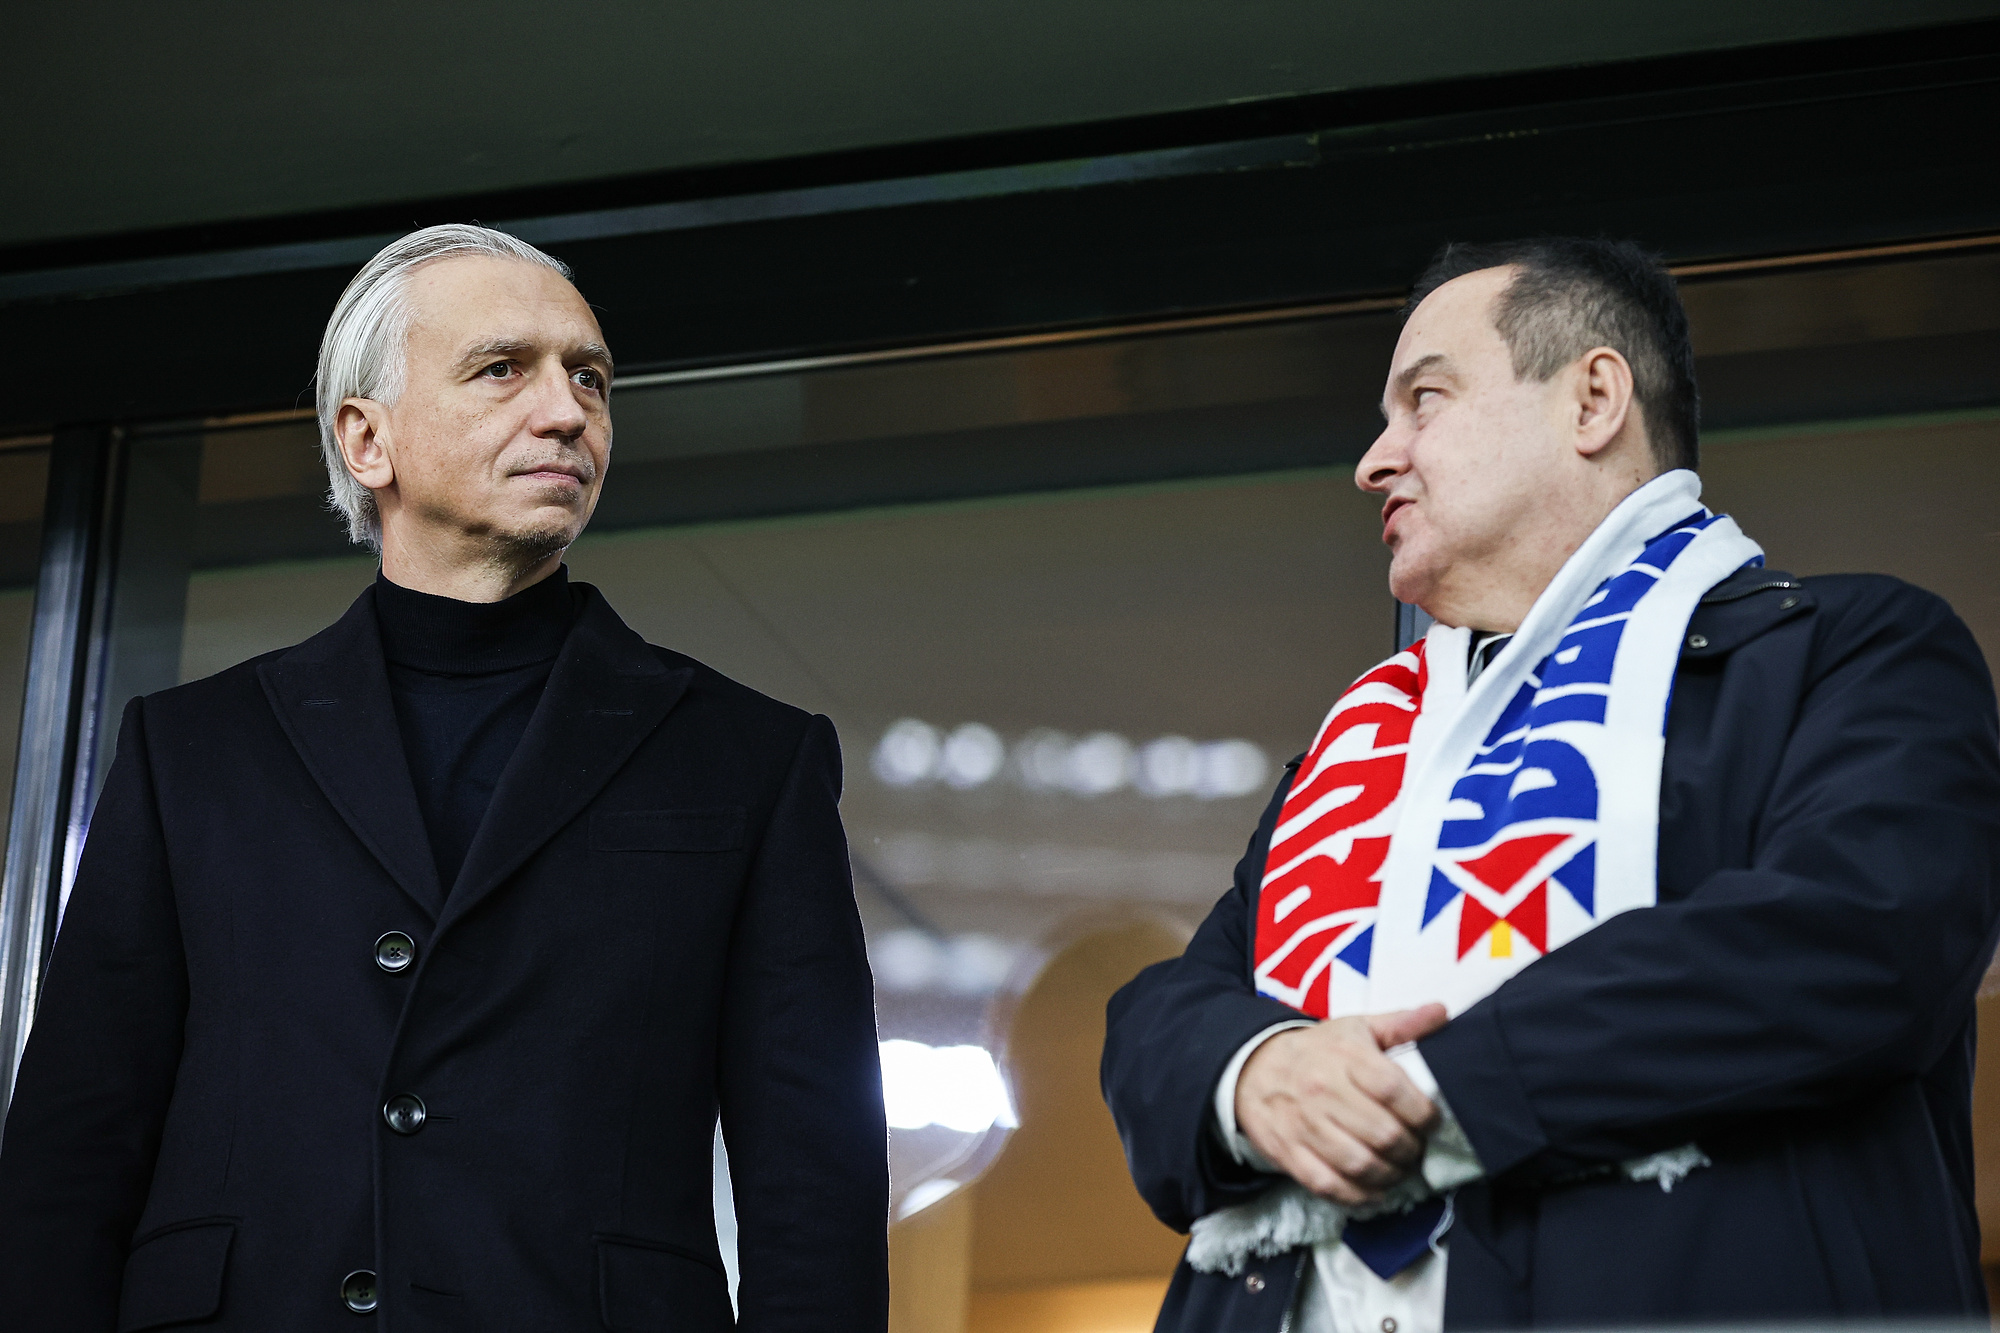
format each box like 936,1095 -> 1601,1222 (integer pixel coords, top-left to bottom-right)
1405,237 -> 1699,473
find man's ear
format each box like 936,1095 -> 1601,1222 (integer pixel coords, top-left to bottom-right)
1571,347 -> 1637,460
335,398 -> 396,492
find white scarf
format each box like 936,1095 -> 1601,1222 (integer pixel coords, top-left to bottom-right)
1191,471 -> 1760,1275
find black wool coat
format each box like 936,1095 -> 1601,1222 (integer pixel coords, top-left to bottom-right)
0,583 -> 889,1333
1103,568 -> 2000,1329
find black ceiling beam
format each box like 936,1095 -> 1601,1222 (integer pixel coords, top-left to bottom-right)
1,22 -> 1995,437
4,15 -> 1995,279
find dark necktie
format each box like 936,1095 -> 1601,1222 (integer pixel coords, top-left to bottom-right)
1469,632 -> 1513,684
1340,1195 -> 1449,1280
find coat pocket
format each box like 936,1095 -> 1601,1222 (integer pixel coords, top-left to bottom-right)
591,808 -> 747,853
596,1235 -> 733,1331
118,1219 -> 235,1331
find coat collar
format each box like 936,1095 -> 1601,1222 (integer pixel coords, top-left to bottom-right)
1682,565 -> 1814,660
439,584 -> 691,932
259,580 -> 692,929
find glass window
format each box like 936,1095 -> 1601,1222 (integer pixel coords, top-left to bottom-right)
566,463 -> 1387,1319
0,441 -> 50,839
74,245 -> 2000,1330
563,318 -> 1404,1324
77,419 -> 370,810
0,436 -> 52,1092
1701,411 -> 2000,660
88,315 -> 1401,1328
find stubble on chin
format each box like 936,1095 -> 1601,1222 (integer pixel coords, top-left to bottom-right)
492,515 -> 580,567
488,473 -> 597,564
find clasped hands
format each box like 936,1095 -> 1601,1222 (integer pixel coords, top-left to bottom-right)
1233,1004 -> 1448,1207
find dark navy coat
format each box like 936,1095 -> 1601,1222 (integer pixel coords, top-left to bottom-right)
0,584 -> 889,1332
1103,568 -> 2000,1328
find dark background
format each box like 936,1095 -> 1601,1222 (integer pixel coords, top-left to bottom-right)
3,7 -> 1997,438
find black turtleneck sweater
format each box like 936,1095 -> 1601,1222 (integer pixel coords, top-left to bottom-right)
374,567 -> 578,894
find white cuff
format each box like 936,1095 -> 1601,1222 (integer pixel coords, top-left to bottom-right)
1212,1020 -> 1316,1172
1387,1043 -> 1485,1192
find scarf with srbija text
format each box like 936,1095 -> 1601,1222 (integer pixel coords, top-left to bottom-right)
1252,469 -> 1762,1023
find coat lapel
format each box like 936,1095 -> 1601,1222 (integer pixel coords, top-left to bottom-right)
258,585 -> 446,920
437,585 -> 693,934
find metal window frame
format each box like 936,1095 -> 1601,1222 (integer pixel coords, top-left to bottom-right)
1396,602 -> 1436,652
0,426 -> 118,1108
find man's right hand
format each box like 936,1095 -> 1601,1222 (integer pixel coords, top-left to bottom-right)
1234,1004 -> 1449,1206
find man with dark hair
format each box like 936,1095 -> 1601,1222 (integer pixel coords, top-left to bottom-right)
1103,236 -> 2000,1330
1408,238 -> 1703,475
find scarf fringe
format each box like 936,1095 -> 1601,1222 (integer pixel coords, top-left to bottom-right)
1186,1145 -> 1710,1275
1186,1176 -> 1431,1276
1621,1143 -> 1711,1192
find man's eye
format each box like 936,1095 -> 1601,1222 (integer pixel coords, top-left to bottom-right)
573,368 -> 602,391
482,361 -> 513,379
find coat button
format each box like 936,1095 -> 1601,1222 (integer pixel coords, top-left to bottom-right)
341,1269 -> 378,1313
383,1094 -> 427,1134
1779,595 -> 1800,610
1686,632 -> 1709,650
1244,1272 -> 1266,1294
374,932 -> 416,973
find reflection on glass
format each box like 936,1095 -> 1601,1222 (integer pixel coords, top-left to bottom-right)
873,718 -> 1268,800
880,1040 -> 1017,1133
0,442 -> 49,882
55,245 -> 2000,1329
562,473 -> 1388,1228
81,315 -> 1396,1269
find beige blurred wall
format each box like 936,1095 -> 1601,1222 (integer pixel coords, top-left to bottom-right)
1700,411 -> 2000,663
889,920 -> 1188,1333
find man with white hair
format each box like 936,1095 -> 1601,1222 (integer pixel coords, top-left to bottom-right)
0,225 -> 889,1331
1103,237 -> 2000,1328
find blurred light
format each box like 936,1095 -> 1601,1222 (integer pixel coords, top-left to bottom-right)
942,934 -> 1016,995
1066,732 -> 1133,796
940,723 -> 1005,789
871,929 -> 944,991
873,720 -> 1270,801
1134,735 -> 1200,797
872,719 -> 940,787
871,929 -> 1019,995
1195,739 -> 1270,799
1014,728 -> 1073,792
879,1040 -> 1017,1133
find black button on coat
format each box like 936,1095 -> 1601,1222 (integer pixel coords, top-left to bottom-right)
0,583 -> 889,1332
1103,569 -> 2000,1328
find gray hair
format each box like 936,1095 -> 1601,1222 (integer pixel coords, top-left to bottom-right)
314,224 -> 574,550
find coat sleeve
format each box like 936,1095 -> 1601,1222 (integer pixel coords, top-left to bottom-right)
0,698 -> 188,1333
716,713 -> 889,1332
1100,767 -> 1309,1232
1421,581 -> 2000,1179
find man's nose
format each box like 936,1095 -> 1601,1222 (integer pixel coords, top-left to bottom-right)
1354,426 -> 1406,493
528,366 -> 588,440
